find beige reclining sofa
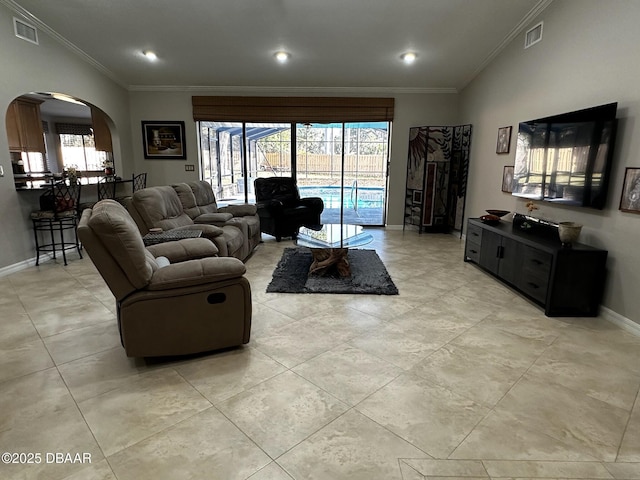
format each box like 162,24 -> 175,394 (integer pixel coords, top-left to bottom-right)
78,199 -> 252,357
173,181 -> 261,259
127,185 -> 247,259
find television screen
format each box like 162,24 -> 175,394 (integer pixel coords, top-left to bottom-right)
512,103 -> 618,209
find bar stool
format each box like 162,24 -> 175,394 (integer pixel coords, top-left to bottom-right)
30,180 -> 83,266
132,172 -> 147,192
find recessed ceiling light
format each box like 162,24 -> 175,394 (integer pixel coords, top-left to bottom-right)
274,51 -> 290,63
401,52 -> 417,64
143,50 -> 158,61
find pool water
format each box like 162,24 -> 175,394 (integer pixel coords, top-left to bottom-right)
298,185 -> 385,210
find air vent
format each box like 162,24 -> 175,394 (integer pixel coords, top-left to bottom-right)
524,21 -> 543,49
13,17 -> 38,45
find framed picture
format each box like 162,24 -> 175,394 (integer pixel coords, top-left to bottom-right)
619,167 -> 640,213
412,190 -> 423,204
496,126 -> 512,154
141,121 -> 186,159
502,165 -> 514,193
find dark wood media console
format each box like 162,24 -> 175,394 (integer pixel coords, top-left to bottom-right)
464,216 -> 608,317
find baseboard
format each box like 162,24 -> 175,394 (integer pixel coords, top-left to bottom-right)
0,254 -> 51,278
600,306 -> 640,337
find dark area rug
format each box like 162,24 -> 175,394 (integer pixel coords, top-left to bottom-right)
267,248 -> 398,295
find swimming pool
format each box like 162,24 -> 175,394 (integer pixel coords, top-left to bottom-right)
298,185 -> 386,210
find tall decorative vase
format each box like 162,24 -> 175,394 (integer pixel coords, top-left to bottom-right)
558,222 -> 582,247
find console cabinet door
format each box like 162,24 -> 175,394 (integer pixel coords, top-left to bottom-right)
497,237 -> 521,286
479,230 -> 501,275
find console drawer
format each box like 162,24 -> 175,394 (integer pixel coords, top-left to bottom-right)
519,246 -> 551,303
465,241 -> 481,263
466,223 -> 483,243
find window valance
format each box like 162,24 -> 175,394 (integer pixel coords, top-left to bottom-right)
55,123 -> 92,136
192,96 -> 394,123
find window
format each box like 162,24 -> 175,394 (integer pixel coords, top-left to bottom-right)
57,123 -> 108,172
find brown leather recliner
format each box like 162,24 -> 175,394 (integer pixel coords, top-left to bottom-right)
127,185 -> 246,259
78,199 -> 252,357
173,181 -> 261,259
254,177 -> 324,241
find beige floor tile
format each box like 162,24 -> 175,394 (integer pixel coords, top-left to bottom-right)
0,337 -> 54,383
278,409 -> 428,480
449,323 -> 551,370
451,409 -> 603,461
356,373 -> 490,458
57,347 -> 167,403
251,302 -> 298,336
526,342 -> 640,411
493,376 -> 629,462
79,369 -> 212,456
349,323 -> 440,370
217,370 -> 348,458
28,300 -> 115,337
60,459 -> 117,480
0,312 -> 40,347
252,318 -> 354,368
293,344 -> 402,405
483,460 -> 615,478
247,462 -> 295,480
0,369 -> 103,480
43,320 -> 121,365
108,407 -> 271,480
402,458 -> 489,477
261,294 -> 333,319
603,462 -> 640,478
410,344 -> 526,406
176,346 -> 287,404
399,461 -> 427,480
618,395 -> 640,462
341,294 -> 422,320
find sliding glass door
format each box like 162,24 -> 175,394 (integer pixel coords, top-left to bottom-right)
296,122 -> 389,225
198,121 -> 389,225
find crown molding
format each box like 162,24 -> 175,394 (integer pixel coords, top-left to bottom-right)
460,0 -> 554,90
0,0 -> 128,89
126,84 -> 459,95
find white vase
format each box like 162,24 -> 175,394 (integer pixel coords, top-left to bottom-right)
558,222 -> 582,247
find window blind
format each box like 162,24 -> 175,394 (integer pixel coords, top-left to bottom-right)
192,96 -> 394,123
55,123 -> 92,136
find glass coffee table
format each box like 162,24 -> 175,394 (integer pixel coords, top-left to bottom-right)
295,224 -> 373,277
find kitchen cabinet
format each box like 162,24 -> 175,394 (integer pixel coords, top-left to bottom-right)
464,217 -> 607,317
6,97 -> 45,153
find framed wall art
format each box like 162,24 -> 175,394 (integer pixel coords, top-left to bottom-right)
496,126 -> 512,154
619,167 -> 640,213
502,165 -> 514,193
141,121 -> 186,159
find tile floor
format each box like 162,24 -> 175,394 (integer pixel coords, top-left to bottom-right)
1,229 -> 640,479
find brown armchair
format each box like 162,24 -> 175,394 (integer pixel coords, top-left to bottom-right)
78,199 -> 252,357
254,177 -> 324,241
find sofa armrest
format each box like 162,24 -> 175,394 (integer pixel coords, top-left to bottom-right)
299,196 -> 324,213
147,257 -> 247,290
256,199 -> 284,215
194,212 -> 234,225
146,238 -> 218,262
173,224 -> 224,238
219,204 -> 258,217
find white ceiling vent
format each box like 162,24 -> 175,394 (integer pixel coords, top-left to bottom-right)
524,21 -> 543,49
13,17 -> 39,45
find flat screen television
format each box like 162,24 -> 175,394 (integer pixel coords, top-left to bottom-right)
512,102 -> 618,209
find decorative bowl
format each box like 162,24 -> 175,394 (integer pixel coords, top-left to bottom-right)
480,214 -> 501,225
486,209 -> 510,218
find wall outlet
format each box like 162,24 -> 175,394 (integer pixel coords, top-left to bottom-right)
184,164 -> 195,172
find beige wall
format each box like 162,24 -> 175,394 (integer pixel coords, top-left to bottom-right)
460,0 -> 640,324
0,3 -> 132,270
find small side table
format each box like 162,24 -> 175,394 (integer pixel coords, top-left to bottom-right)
143,229 -> 202,246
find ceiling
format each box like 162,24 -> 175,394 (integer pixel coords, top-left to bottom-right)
6,0 -> 551,92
